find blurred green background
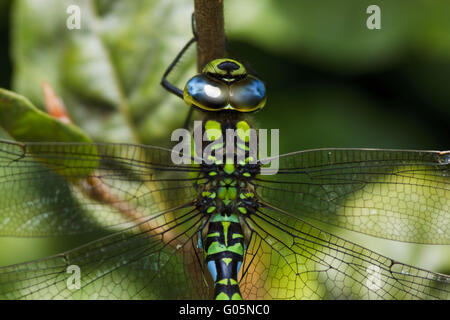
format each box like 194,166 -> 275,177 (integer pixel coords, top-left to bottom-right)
0,0 -> 449,296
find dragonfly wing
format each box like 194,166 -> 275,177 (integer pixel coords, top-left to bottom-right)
0,140 -> 197,236
239,205 -> 450,299
256,149 -> 450,244
0,204 -> 210,299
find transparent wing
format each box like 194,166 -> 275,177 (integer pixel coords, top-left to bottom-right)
239,204 -> 450,300
256,149 -> 450,244
0,140 -> 198,236
0,205 -> 210,299
0,140 -> 212,299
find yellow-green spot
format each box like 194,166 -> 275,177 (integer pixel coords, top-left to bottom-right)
228,187 -> 237,200
203,191 -> 216,198
236,121 -> 251,142
217,279 -> 229,285
224,163 -> 235,175
218,187 -> 227,199
238,207 -> 247,214
189,165 -> 201,180
224,178 -> 234,185
222,258 -> 232,266
232,293 -> 243,300
208,171 -> 217,176
207,232 -> 220,238
232,233 -> 244,239
205,120 -> 222,141
230,279 -> 238,285
216,292 -> 230,300
207,206 -> 216,213
243,172 -> 251,177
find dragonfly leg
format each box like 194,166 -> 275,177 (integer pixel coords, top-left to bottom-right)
160,14 -> 198,99
160,37 -> 196,99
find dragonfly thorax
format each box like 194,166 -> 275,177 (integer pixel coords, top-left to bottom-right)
195,162 -> 258,218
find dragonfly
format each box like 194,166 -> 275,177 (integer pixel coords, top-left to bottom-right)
0,22 -> 449,300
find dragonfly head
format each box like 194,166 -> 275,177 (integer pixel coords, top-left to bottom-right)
183,58 -> 266,113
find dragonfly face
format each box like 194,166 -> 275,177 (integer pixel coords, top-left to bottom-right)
183,58 -> 267,112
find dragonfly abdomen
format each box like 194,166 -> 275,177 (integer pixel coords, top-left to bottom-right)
194,119 -> 259,299
204,212 -> 244,300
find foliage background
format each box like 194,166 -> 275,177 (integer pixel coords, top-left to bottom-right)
0,0 -> 449,295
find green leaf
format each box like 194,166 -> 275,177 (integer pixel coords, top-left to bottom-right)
11,0 -> 195,146
0,88 -> 91,143
0,88 -> 98,178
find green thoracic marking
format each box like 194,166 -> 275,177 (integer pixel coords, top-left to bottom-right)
218,187 -> 227,199
222,257 -> 232,266
217,186 -> 237,200
240,192 -> 254,199
211,214 -> 240,223
205,120 -> 222,141
222,178 -> 236,186
202,191 -> 217,198
232,233 -> 244,239
238,207 -> 247,214
236,121 -> 251,142
227,188 -> 237,200
207,206 -> 216,213
224,163 -> 235,175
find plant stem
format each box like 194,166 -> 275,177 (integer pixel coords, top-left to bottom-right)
194,0 -> 226,71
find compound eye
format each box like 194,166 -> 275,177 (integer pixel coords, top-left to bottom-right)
229,75 -> 266,112
183,75 -> 228,110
